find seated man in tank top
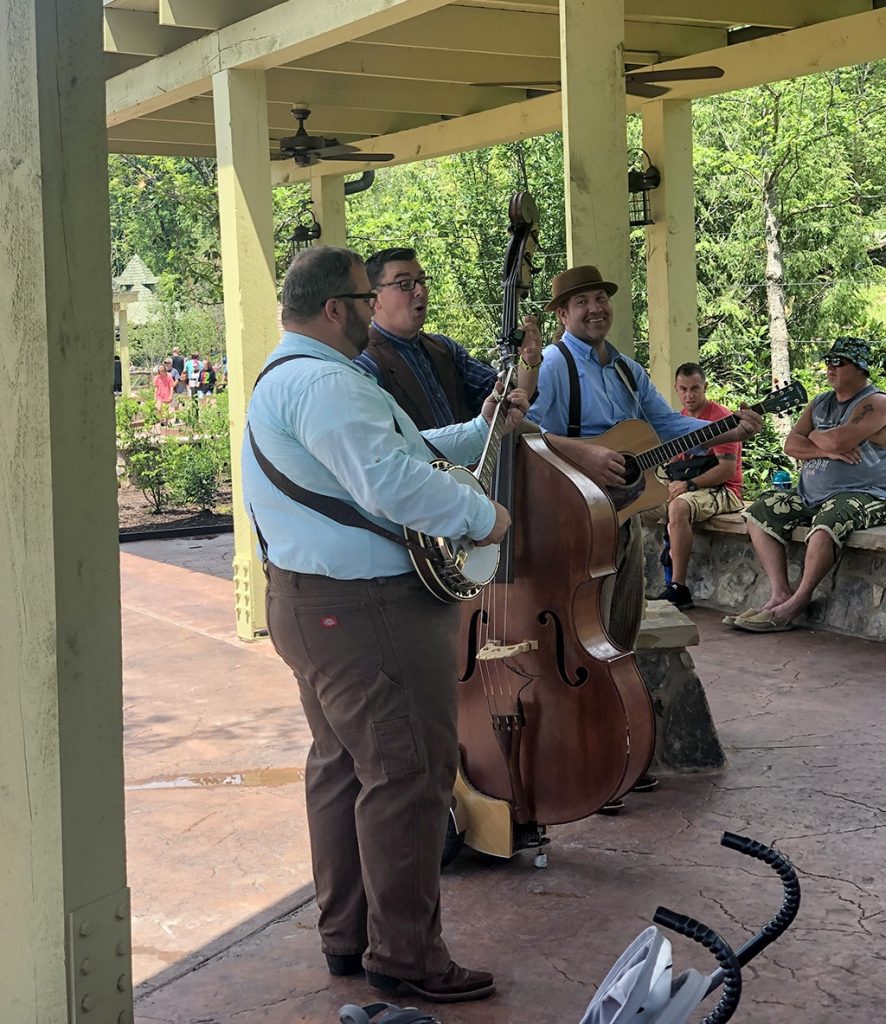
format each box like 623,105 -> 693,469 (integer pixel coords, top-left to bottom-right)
734,337 -> 886,632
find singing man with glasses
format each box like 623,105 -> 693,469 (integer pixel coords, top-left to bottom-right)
733,337 -> 886,633
355,246 -> 542,430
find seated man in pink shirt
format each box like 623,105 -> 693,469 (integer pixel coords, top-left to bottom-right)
656,362 -> 744,610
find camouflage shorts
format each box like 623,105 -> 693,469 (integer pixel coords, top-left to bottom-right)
744,489 -> 886,547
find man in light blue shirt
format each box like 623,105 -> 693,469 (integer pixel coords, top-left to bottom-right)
242,245 -> 527,1004
528,265 -> 760,646
527,265 -> 761,809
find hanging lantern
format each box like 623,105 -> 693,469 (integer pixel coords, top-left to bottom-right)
627,150 -> 661,227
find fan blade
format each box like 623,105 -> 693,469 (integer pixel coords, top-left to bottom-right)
469,80 -> 560,90
309,143 -> 358,157
319,151 -> 395,162
626,65 -> 724,84
626,81 -> 669,98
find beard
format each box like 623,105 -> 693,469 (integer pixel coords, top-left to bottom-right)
344,303 -> 370,354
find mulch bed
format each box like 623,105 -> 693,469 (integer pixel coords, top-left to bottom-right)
118,481 -> 234,536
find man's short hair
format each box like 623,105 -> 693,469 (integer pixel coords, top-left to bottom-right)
675,362 -> 706,383
364,247 -> 417,288
281,245 -> 362,323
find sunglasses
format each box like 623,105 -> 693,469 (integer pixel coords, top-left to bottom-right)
377,276 -> 432,292
823,356 -> 852,367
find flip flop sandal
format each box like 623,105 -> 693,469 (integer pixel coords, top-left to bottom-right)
733,612 -> 794,633
723,607 -> 762,627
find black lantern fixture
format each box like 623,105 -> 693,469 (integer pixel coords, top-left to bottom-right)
627,150 -> 661,227
287,201 -> 321,256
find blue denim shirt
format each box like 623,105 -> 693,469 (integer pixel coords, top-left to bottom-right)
527,332 -> 709,440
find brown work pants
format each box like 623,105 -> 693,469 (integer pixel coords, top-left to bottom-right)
265,564 -> 460,979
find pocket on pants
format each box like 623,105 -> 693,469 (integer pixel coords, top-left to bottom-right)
372,716 -> 422,776
270,597 -> 384,685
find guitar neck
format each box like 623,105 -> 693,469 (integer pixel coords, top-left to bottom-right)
635,404 -> 760,472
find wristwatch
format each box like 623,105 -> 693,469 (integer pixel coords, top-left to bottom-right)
686,480 -> 698,492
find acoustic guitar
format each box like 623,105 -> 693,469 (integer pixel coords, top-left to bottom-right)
544,381 -> 807,525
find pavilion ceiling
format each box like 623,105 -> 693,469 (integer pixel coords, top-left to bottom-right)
104,0 -> 885,175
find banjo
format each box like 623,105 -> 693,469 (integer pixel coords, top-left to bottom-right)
404,192 -> 539,602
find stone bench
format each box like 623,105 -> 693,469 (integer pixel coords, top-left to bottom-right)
635,601 -> 724,772
643,512 -> 886,642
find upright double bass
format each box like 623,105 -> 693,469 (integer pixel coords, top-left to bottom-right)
454,193 -> 655,855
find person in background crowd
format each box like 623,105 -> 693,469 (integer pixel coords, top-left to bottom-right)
198,359 -> 217,404
184,352 -> 203,401
153,361 -> 175,421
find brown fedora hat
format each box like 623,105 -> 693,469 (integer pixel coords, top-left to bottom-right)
545,265 -> 618,311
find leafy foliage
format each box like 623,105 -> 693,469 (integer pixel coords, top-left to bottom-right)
109,65 -> 886,496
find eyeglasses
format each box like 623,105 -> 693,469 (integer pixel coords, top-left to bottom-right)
823,356 -> 850,367
326,292 -> 378,309
376,276 -> 432,292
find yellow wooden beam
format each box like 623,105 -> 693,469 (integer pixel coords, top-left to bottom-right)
213,68 -> 279,640
289,40 -> 661,82
271,92 -> 562,184
311,174 -> 347,247
626,0 -> 868,29
362,7 -> 726,57
560,0 -> 633,355
108,138 -> 217,156
290,39 -> 562,83
3,0 -> 130,1018
643,100 -> 699,401
117,305 -> 132,396
118,96 -> 437,137
264,67 -> 522,116
158,0 -> 275,31
104,8 -> 204,57
624,7 -> 886,108
107,0 -> 452,126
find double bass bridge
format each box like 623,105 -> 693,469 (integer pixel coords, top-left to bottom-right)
476,639 -> 538,662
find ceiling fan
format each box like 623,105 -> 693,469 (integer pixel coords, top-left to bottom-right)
472,65 -> 724,99
274,104 -> 395,165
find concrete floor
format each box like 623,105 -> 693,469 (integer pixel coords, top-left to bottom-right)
122,536 -> 886,1024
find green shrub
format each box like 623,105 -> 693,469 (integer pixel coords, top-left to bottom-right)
126,436 -> 171,513
165,440 -> 219,510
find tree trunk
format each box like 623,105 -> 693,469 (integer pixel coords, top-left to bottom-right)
762,177 -> 791,446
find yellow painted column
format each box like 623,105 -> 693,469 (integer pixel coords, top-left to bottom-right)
213,68 -> 278,639
118,304 -> 132,395
310,172 -> 347,247
559,0 -> 633,354
643,100 -> 699,405
1,2 -> 131,1021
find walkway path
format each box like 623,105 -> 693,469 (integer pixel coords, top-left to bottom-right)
122,537 -> 886,1024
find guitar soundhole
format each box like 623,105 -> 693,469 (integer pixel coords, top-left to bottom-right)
621,454 -> 642,487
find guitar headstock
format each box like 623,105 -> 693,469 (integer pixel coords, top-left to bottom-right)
759,380 -> 808,416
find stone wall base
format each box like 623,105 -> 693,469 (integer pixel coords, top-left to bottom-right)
643,524 -> 886,642
637,648 -> 725,772
636,602 -> 725,772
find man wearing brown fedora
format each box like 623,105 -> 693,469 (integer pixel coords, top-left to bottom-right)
527,265 -> 762,649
